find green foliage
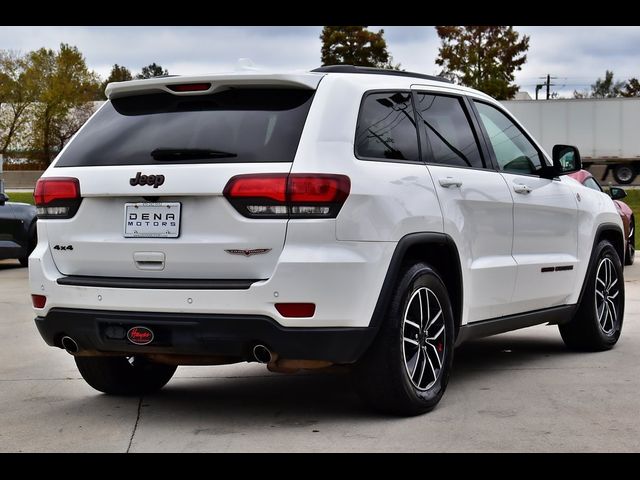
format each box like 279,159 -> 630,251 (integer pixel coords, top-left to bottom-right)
0,51 -> 37,156
624,190 -> 640,249
574,71 -> 630,99
25,44 -> 100,165
100,64 -> 133,97
435,26 -> 529,100
591,70 -> 624,98
136,63 -> 169,79
620,78 -> 640,98
5,191 -> 34,205
320,26 -> 400,69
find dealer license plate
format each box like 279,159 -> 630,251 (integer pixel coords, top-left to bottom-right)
124,202 -> 181,238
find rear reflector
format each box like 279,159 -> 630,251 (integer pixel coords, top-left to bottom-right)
275,303 -> 316,318
31,295 -> 46,309
224,173 -> 350,219
34,177 -> 81,219
167,83 -> 211,92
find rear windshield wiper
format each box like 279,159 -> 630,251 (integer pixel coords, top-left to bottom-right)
151,148 -> 238,161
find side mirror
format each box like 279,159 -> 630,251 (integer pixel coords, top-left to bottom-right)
0,194 -> 7,206
551,144 -> 582,176
610,186 -> 627,200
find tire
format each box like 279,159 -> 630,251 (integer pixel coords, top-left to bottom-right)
18,227 -> 37,268
625,216 -> 635,266
559,240 -> 624,351
75,356 -> 177,395
352,263 -> 455,416
613,165 -> 635,185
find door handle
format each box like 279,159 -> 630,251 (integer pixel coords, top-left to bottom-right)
133,251 -> 165,271
513,184 -> 532,194
439,177 -> 462,188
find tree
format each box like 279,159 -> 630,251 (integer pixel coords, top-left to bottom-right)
591,70 -> 624,98
572,89 -> 590,99
26,44 -> 100,165
0,51 -> 36,158
435,26 -> 530,100
573,70 -> 625,99
99,64 -> 133,97
136,63 -> 168,79
320,26 -> 400,69
620,77 -> 640,97
52,102 -> 96,154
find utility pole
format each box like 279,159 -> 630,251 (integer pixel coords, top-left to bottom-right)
538,74 -> 557,100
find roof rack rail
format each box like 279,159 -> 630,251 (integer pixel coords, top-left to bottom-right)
311,65 -> 452,84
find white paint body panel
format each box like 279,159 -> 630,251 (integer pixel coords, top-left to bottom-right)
503,174 -> 579,313
30,70 -> 623,332
427,166 -> 515,322
43,163 -> 292,279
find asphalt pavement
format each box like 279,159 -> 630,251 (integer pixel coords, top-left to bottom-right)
1,259 -> 639,452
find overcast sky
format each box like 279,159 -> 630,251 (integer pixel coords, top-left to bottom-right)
1,26 -> 639,98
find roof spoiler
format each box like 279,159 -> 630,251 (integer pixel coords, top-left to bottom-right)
105,73 -> 323,100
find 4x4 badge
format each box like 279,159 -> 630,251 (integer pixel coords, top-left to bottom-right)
225,248 -> 272,257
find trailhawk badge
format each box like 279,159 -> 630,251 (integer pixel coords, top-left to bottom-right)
225,248 -> 272,257
127,326 -> 154,345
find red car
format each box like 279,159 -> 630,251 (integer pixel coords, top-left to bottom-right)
570,170 -> 635,265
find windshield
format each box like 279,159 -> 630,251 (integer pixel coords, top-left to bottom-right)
55,88 -> 315,167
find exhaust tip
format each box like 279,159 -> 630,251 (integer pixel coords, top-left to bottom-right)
61,336 -> 79,354
252,344 -> 273,364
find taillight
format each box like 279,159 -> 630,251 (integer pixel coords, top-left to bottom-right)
223,174 -> 350,219
34,177 -> 82,219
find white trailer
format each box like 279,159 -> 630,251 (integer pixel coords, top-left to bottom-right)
502,97 -> 640,184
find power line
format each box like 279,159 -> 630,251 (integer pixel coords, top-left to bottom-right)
536,74 -> 558,100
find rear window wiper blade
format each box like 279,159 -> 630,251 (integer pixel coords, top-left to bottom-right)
151,148 -> 238,160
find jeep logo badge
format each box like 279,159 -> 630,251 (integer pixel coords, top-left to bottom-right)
127,326 -> 154,345
130,172 -> 165,188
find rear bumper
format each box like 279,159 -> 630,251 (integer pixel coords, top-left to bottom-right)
35,308 -> 375,363
29,223 -> 396,328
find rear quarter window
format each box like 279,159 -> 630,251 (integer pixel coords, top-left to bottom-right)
355,91 -> 420,162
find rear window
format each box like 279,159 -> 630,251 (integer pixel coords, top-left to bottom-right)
55,88 -> 315,167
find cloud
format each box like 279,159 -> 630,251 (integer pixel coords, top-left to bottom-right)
516,26 -> 640,96
1,26 -> 638,98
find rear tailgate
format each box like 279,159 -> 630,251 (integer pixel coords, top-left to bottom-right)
42,82 -> 318,280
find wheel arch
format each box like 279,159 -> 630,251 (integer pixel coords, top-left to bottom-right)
576,223 -> 625,307
596,223 -> 625,266
369,233 -> 463,341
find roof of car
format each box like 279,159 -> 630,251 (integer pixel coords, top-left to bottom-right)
104,66 -> 494,103
310,65 -> 453,84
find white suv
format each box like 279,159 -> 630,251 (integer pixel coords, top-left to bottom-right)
29,65 -> 625,415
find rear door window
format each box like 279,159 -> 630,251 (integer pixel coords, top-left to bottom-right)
55,88 -> 315,167
414,93 -> 485,169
